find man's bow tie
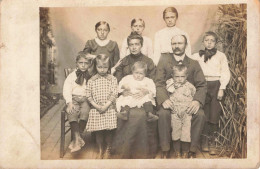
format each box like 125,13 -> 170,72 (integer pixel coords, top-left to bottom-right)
75,69 -> 90,85
177,60 -> 183,65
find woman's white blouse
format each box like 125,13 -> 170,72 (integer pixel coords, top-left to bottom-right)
153,26 -> 191,65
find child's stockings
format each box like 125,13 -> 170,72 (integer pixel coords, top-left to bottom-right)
79,120 -> 87,135
95,131 -> 105,159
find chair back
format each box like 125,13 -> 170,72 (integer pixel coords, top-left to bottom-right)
64,68 -> 75,78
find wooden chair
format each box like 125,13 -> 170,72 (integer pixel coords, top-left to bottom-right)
60,68 -> 75,158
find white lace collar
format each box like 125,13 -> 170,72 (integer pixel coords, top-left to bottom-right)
95,38 -> 110,46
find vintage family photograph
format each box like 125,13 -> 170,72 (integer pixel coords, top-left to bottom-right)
39,4 -> 247,160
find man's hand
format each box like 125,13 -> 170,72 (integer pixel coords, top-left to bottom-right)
162,99 -> 175,110
187,100 -> 200,115
217,89 -> 224,100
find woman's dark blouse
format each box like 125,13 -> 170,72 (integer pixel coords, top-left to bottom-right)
83,39 -> 120,67
114,53 -> 156,82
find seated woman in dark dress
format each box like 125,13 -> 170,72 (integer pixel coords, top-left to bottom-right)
111,32 -> 158,159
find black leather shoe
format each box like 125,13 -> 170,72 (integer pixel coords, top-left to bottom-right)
188,152 -> 196,158
201,136 -> 209,152
209,136 -> 217,155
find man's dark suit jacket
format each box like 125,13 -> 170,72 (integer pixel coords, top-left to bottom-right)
155,53 -> 207,106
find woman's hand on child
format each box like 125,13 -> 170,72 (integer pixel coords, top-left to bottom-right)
217,89 -> 224,100
187,100 -> 200,115
132,92 -> 145,99
140,88 -> 150,95
122,90 -> 132,97
132,88 -> 149,99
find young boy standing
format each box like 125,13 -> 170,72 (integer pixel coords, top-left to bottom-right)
166,65 -> 196,158
63,53 -> 93,153
192,31 -> 230,155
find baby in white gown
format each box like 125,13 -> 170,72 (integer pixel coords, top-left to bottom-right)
116,61 -> 158,121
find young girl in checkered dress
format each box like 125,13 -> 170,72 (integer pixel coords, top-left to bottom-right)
86,54 -> 118,159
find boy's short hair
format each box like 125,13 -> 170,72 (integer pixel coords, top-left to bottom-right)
163,7 -> 179,19
76,52 -> 92,64
131,61 -> 147,74
172,64 -> 188,75
131,18 -> 145,27
93,54 -> 111,74
95,21 -> 110,32
203,31 -> 218,42
127,32 -> 143,46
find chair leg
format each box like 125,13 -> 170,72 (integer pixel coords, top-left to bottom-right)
71,130 -> 73,141
60,110 -> 65,158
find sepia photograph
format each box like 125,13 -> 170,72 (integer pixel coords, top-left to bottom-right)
0,0 -> 259,168
40,4 -> 247,160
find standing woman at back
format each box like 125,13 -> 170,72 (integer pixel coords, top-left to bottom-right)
83,21 -> 120,69
153,7 -> 191,65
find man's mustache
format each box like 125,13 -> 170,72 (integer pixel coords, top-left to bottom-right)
173,48 -> 181,52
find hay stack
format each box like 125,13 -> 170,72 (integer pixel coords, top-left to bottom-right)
214,4 -> 247,158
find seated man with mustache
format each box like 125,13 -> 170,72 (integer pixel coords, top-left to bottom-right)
155,34 -> 207,158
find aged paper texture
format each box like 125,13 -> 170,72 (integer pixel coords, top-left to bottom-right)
0,0 -> 259,168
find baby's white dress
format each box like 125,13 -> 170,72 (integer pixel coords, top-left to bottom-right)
116,75 -> 156,112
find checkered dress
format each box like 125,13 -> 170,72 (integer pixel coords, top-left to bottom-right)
86,74 -> 118,132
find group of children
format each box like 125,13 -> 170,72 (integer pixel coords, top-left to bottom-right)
63,51 -> 158,157
63,19 -> 230,158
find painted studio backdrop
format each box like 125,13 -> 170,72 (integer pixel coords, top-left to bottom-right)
40,4 -> 247,159
48,5 -> 219,92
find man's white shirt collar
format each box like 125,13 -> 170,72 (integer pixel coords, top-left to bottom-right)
173,54 -> 185,62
